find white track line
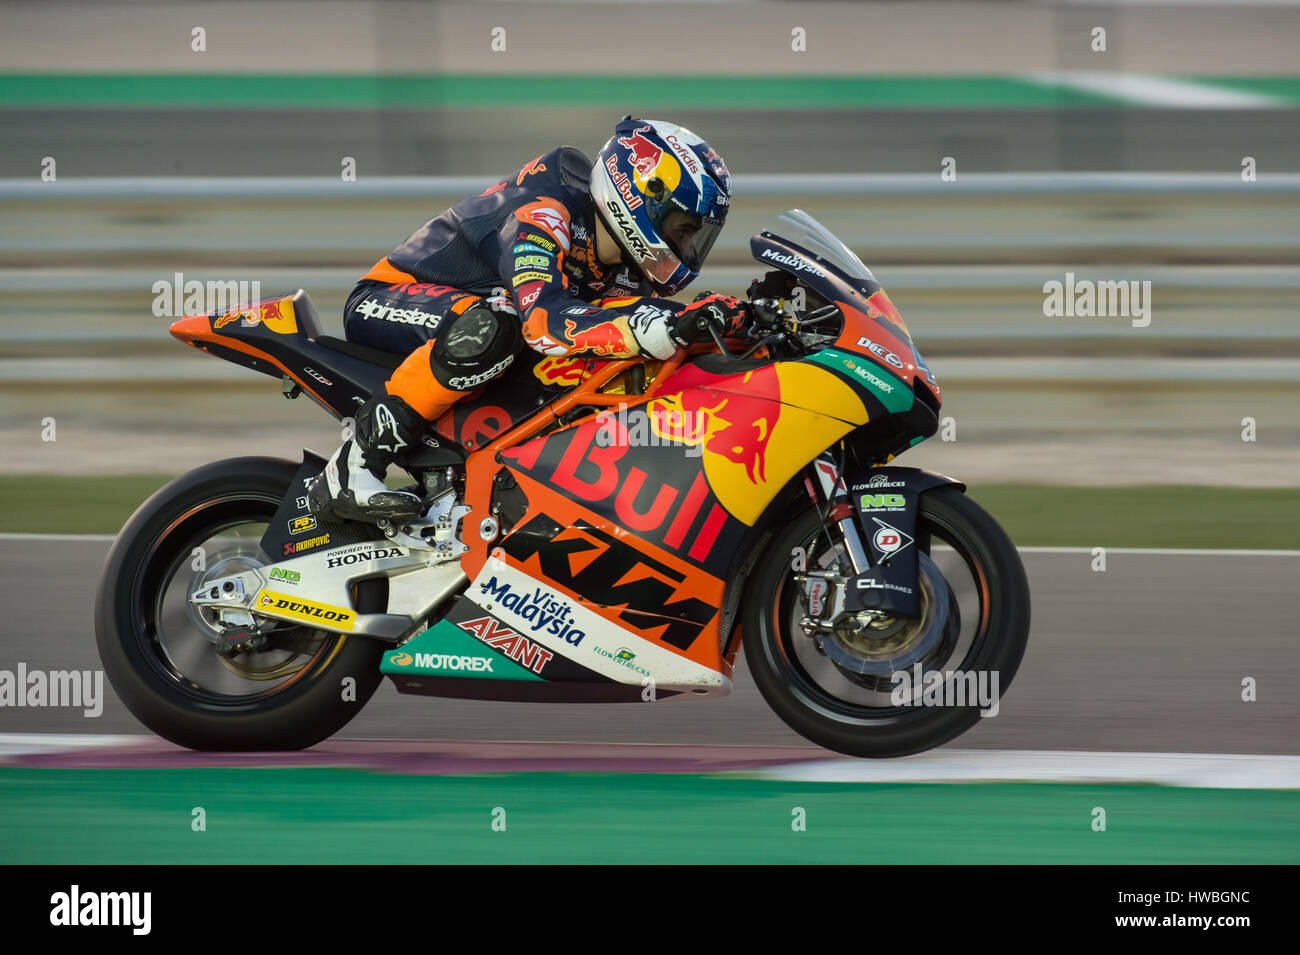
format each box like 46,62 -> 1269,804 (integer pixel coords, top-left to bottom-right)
1016,546 -> 1300,556
752,750 -> 1300,789
0,733 -> 141,757
1031,72 -> 1285,109
1,533 -> 1296,557
0,735 -> 1295,788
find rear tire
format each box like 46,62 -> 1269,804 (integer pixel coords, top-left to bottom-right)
742,486 -> 1030,758
95,457 -> 386,751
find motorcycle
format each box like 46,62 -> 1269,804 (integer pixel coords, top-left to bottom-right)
95,209 -> 1030,758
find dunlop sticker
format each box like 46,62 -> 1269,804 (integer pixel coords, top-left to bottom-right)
254,590 -> 355,631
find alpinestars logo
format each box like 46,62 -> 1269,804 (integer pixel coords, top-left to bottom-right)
372,403 -> 406,453
448,354 -> 514,391
353,297 -> 438,327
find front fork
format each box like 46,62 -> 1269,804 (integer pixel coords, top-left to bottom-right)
794,453 -> 873,634
809,453 -> 871,573
794,454 -> 964,631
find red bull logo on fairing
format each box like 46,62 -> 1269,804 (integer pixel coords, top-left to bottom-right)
649,371 -> 782,484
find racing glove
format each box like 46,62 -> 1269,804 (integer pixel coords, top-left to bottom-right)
669,293 -> 748,348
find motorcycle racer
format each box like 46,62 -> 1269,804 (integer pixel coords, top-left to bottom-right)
308,116 -> 745,522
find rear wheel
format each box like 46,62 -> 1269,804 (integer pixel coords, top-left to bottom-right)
742,486 -> 1030,758
95,457 -> 385,751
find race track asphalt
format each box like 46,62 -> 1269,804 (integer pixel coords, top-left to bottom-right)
1,537 -> 1294,755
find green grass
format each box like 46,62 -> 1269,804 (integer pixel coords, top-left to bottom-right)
2,73 -> 1295,111
0,769 -> 1294,864
964,484 -> 1300,550
0,474 -> 175,536
0,73 -> 1127,110
1,475 -> 1295,549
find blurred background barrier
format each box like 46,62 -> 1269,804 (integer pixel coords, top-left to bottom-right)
2,0 -> 1297,484
2,172 -> 1296,359
2,171 -> 1298,484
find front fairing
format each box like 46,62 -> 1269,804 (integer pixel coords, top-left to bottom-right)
750,210 -> 940,407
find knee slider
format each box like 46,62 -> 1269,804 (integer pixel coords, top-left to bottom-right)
430,301 -> 522,391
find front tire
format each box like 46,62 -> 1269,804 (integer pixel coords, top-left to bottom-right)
95,457 -> 386,751
743,486 -> 1030,758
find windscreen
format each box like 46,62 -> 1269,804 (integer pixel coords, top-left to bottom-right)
772,209 -> 875,284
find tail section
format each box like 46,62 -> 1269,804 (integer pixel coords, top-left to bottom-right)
169,289 -> 393,418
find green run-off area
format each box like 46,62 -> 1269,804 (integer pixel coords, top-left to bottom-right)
0,768 -> 1294,864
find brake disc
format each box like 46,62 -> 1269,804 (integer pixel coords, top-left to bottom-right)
816,551 -> 960,690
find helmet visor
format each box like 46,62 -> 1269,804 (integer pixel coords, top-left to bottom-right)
656,207 -> 724,273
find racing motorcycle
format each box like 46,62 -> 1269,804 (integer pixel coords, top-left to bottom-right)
95,210 -> 1030,758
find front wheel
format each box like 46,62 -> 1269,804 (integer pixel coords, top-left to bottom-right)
743,486 -> 1030,758
95,457 -> 386,751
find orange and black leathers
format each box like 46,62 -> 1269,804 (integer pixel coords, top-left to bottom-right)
344,146 -> 689,420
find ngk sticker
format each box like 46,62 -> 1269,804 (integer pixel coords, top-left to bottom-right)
871,518 -> 913,557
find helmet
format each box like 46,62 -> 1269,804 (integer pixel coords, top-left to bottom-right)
590,117 -> 732,296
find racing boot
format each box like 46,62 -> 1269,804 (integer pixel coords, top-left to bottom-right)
307,393 -> 425,523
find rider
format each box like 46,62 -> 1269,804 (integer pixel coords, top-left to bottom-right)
308,117 -> 746,522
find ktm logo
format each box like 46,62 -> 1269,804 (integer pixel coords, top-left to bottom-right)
501,514 -> 714,651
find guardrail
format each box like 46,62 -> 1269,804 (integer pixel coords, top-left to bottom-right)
3,172 -> 1300,200
2,174 -> 1296,376
3,173 -> 1296,270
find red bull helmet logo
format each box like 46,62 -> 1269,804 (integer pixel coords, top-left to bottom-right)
617,125 -> 664,180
